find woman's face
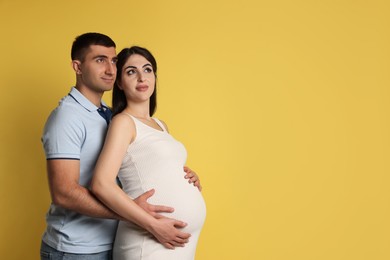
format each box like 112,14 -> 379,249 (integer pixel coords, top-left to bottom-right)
119,54 -> 155,103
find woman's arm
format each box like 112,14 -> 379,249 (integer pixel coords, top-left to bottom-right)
91,114 -> 190,249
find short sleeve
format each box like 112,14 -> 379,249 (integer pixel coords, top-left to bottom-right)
42,107 -> 85,160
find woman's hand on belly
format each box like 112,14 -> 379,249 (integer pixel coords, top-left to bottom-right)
147,217 -> 191,249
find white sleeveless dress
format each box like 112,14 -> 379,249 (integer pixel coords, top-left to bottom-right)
113,114 -> 206,260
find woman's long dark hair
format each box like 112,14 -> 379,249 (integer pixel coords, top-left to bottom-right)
112,46 -> 157,117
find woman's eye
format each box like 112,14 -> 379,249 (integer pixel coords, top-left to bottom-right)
145,67 -> 152,73
127,70 -> 135,75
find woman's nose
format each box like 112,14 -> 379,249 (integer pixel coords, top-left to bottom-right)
137,72 -> 145,82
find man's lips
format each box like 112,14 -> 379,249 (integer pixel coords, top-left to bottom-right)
102,77 -> 114,83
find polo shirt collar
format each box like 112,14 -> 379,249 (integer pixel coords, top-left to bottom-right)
69,87 -> 109,112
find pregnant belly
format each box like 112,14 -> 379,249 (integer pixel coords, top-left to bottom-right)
144,174 -> 206,233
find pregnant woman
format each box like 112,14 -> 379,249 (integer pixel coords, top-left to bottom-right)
91,46 -> 206,259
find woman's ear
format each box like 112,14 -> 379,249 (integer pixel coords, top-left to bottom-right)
71,60 -> 82,75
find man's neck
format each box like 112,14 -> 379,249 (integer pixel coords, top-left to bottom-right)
75,85 -> 104,107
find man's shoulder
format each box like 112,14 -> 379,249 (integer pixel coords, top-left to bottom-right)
44,97 -> 86,131
50,96 -> 84,118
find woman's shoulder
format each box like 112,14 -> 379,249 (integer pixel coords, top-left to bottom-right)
110,112 -> 136,130
107,112 -> 137,142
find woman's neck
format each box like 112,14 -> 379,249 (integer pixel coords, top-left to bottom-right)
124,103 -> 151,120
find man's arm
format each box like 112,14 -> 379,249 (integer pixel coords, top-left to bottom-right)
47,159 -> 180,222
47,159 -> 121,219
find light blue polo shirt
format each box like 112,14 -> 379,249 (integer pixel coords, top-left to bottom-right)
41,87 -> 118,254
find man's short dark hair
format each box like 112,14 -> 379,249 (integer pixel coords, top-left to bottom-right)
71,32 -> 116,61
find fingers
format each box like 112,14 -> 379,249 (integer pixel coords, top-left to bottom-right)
167,218 -> 190,239
176,232 -> 191,240
162,239 -> 189,249
152,205 -> 174,214
152,218 -> 191,249
173,222 -> 191,240
140,189 -> 155,200
169,229 -> 191,247
183,167 -> 202,190
183,166 -> 194,178
195,180 -> 202,191
189,175 -> 197,184
173,220 -> 187,229
184,172 -> 194,180
134,189 -> 155,203
184,172 -> 197,183
135,189 -> 176,218
164,236 -> 189,248
184,167 -> 198,182
153,213 -> 166,219
183,170 -> 198,183
170,239 -> 189,247
163,243 -> 175,250
185,173 -> 202,190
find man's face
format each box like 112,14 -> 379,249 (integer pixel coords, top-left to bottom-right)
76,45 -> 117,93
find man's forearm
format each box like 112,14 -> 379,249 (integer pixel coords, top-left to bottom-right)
52,185 -> 121,220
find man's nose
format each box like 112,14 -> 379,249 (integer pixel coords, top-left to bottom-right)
106,62 -> 116,75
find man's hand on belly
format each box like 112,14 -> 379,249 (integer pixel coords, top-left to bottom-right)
134,189 -> 175,218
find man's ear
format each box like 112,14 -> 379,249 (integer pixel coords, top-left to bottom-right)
71,60 -> 82,75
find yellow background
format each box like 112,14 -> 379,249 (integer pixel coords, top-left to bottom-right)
1,0 -> 389,259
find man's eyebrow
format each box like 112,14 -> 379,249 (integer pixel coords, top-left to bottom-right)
92,55 -> 108,59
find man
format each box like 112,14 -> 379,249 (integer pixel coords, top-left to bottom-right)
40,32 -> 201,259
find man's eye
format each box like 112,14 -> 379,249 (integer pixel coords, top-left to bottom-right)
96,58 -> 104,63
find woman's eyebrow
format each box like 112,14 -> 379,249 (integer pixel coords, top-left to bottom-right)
142,63 -> 152,68
124,65 -> 136,70
124,63 -> 152,70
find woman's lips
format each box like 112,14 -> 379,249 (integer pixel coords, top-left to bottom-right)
136,85 -> 148,91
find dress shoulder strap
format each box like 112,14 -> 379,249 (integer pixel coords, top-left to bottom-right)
122,112 -> 134,119
153,118 -> 168,132
120,112 -> 138,127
